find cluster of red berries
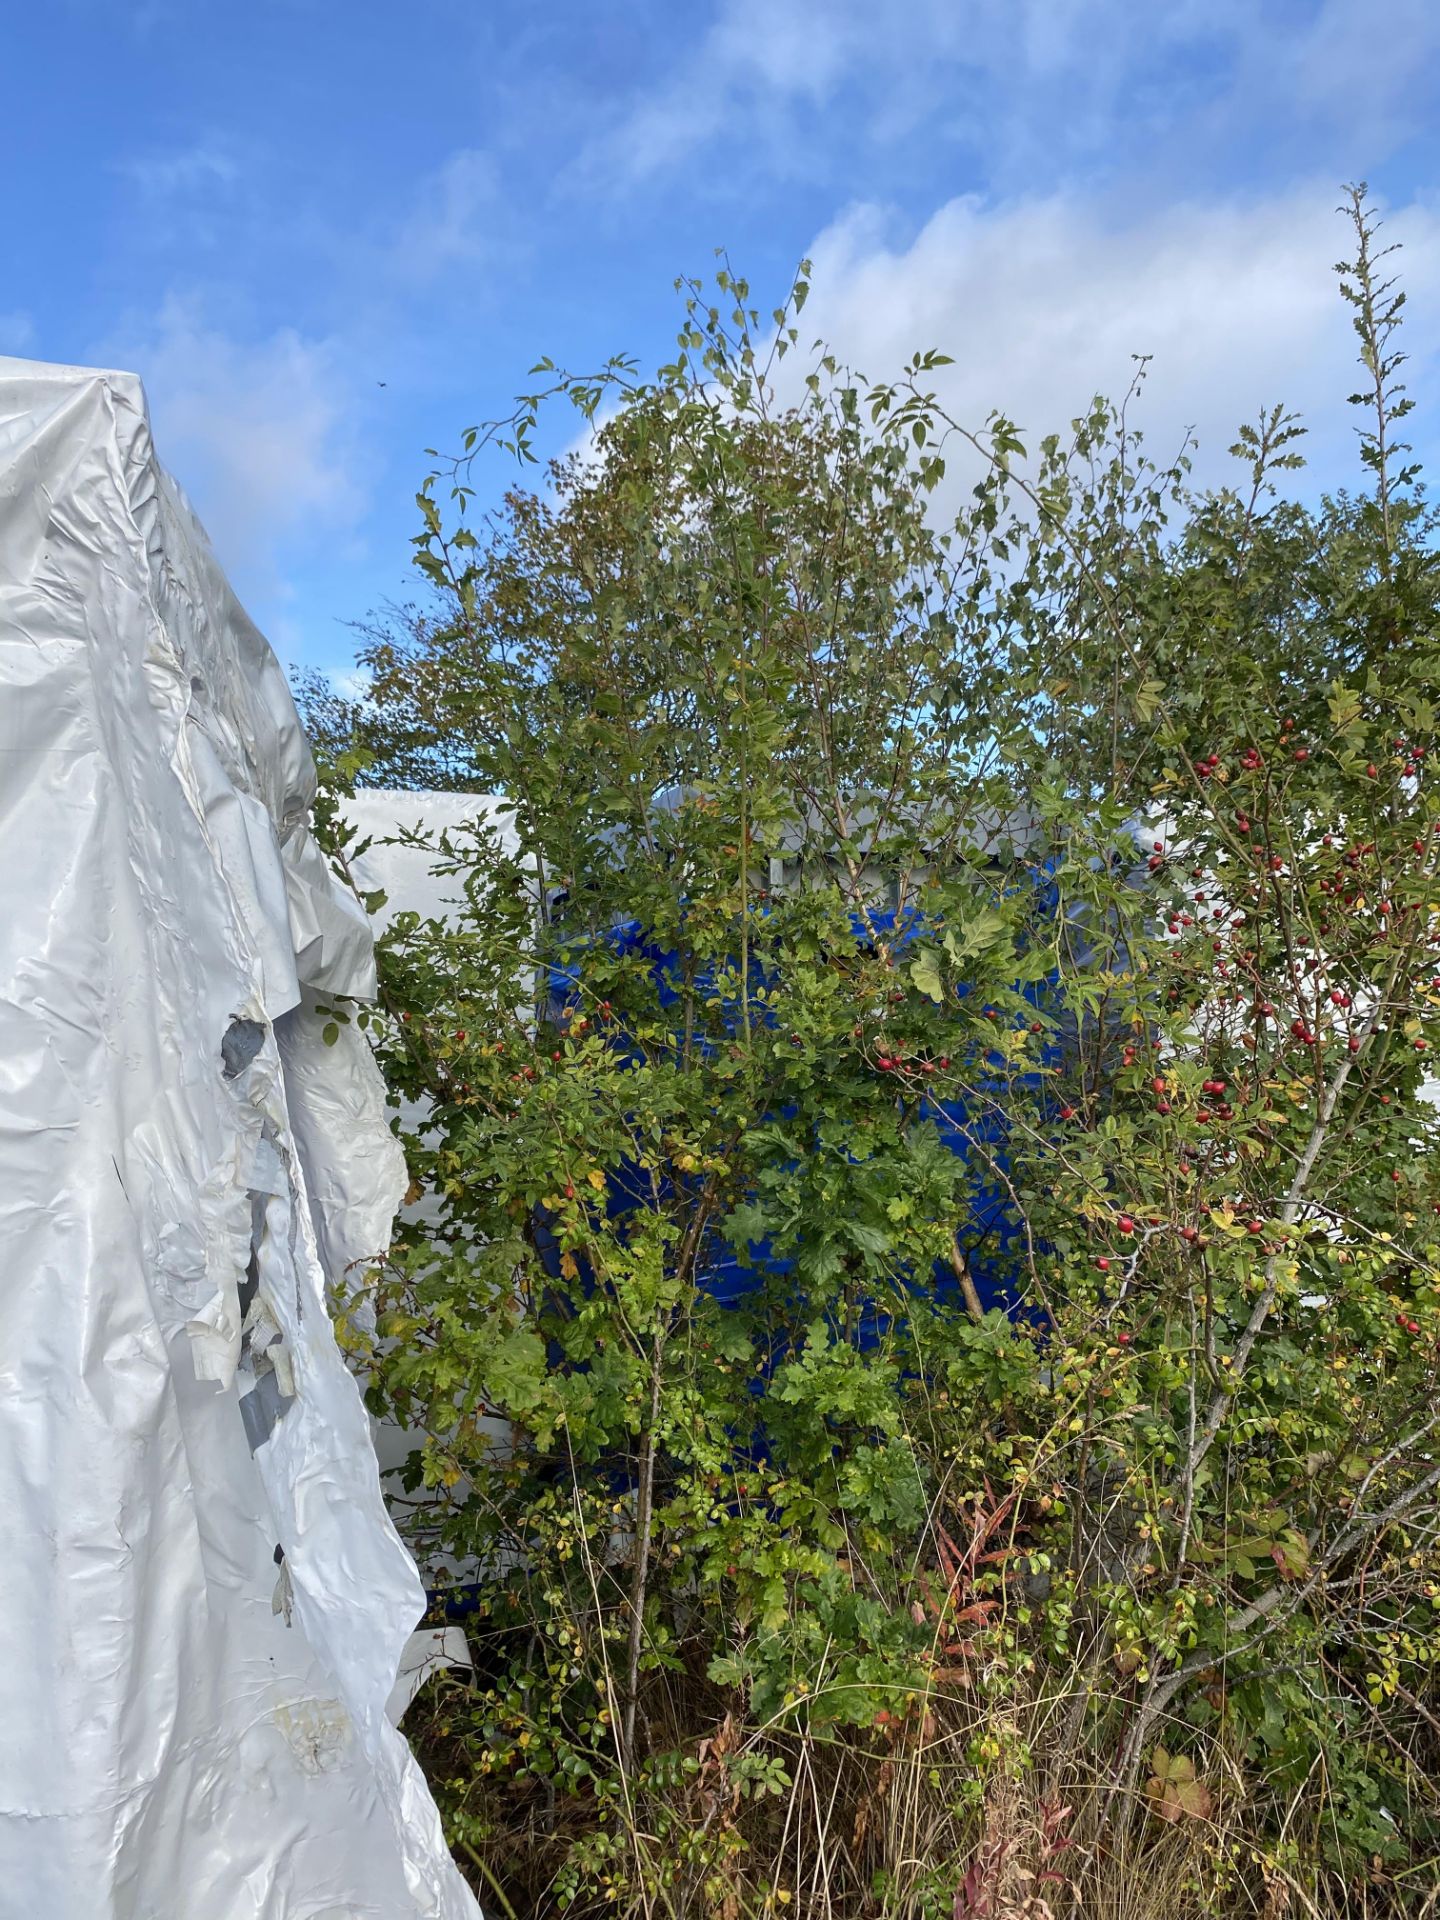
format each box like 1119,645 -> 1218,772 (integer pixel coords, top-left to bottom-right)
1093,1210 -> 1277,1274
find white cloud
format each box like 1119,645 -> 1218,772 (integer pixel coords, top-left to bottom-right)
780,187 -> 1440,502
95,295 -> 371,590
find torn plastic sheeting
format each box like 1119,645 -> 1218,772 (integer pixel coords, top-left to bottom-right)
0,355 -> 480,1920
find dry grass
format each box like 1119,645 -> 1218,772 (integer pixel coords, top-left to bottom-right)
407,1663 -> 1440,1920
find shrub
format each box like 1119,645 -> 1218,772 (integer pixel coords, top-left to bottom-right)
310,189 -> 1440,1918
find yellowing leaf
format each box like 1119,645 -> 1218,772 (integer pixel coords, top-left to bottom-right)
1147,1748 -> 1214,1823
909,949 -> 945,1002
1328,684 -> 1362,730
1134,677 -> 1165,722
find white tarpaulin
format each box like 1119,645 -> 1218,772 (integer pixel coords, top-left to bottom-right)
0,355 -> 481,1920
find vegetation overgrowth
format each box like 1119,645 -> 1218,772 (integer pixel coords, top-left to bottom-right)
304,188 -> 1440,1918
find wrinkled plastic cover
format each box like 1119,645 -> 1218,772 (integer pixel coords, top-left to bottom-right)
0,356 -> 481,1919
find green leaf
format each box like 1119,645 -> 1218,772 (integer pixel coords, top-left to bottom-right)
909,949 -> 945,1003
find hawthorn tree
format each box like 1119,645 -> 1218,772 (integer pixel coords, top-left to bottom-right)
310,190 -> 1440,1919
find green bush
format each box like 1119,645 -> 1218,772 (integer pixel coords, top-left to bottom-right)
310,189 -> 1440,1918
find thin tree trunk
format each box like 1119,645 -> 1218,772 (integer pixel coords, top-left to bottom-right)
622,1338 -> 666,1768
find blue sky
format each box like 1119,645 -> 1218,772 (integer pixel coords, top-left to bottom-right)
5,0 -> 1438,679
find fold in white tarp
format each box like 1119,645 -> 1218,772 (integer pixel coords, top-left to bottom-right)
0,356 -> 481,1920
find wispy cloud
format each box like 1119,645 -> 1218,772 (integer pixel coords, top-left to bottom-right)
118,142 -> 241,198
76,138 -> 509,658
94,295 -> 371,593
391,147 -> 499,282
586,0 -> 1440,194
